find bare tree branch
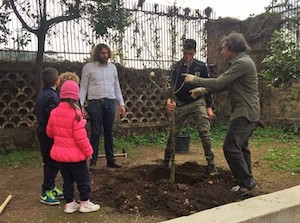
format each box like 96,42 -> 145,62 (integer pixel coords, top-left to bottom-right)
46,0 -> 80,29
37,0 -> 42,20
42,0 -> 46,21
47,13 -> 80,29
9,0 -> 36,33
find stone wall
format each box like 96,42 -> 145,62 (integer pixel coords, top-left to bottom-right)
270,82 -> 300,123
205,13 -> 282,123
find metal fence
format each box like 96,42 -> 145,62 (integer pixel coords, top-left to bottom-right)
0,0 -> 214,69
266,0 -> 299,41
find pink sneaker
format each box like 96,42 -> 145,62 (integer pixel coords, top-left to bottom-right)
64,201 -> 80,214
79,200 -> 100,213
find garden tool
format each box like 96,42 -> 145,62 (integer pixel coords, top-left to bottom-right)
98,149 -> 127,158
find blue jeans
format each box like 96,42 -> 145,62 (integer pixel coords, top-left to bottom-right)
87,99 -> 116,162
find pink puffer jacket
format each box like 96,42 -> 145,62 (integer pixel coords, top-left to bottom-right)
46,102 -> 93,163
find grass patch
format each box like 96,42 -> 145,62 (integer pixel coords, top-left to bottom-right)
252,126 -> 298,144
1,125 -> 299,173
104,132 -> 168,156
172,124 -> 300,174
253,126 -> 300,173
262,145 -> 300,173
0,148 -> 41,166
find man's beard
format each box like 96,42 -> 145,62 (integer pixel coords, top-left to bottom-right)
97,57 -> 108,64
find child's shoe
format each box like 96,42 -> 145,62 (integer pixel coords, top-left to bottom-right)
79,200 -> 100,213
40,190 -> 60,205
52,186 -> 64,200
64,200 -> 80,214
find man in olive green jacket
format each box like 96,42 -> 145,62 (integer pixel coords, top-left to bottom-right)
184,32 -> 260,196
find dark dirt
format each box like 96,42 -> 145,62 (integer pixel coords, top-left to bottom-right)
91,162 -> 252,219
0,143 -> 299,223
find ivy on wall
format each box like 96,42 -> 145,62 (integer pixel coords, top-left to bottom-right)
261,29 -> 300,87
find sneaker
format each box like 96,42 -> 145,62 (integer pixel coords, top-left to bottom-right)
206,164 -> 219,176
79,200 -> 100,213
52,187 -> 64,200
231,182 -> 257,196
64,201 -> 80,214
40,190 -> 60,205
89,161 -> 97,171
107,159 -> 122,168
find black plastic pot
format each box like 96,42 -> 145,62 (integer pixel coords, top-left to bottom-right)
175,134 -> 190,153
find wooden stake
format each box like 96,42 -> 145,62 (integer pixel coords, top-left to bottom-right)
0,195 -> 12,214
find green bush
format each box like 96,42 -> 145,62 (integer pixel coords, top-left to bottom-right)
261,29 -> 300,87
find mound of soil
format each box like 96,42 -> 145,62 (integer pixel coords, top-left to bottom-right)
91,162 -> 251,219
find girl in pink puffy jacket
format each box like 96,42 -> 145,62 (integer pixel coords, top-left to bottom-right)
46,80 -> 100,214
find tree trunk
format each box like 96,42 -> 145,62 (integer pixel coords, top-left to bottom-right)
169,4 -> 177,183
169,110 -> 176,182
33,32 -> 46,92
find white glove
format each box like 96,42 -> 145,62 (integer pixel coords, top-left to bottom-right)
182,73 -> 195,83
189,87 -> 207,99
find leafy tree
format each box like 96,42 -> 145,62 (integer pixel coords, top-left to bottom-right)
5,0 -> 131,90
83,0 -> 130,37
261,29 -> 300,87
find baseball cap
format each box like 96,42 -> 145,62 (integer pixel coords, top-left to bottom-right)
183,39 -> 196,50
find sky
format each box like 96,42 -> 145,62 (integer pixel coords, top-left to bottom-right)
146,0 -> 272,20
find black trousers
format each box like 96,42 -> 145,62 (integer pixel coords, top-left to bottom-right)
60,161 -> 91,203
37,131 -> 60,191
223,117 -> 257,187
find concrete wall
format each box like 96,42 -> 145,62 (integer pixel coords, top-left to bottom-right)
161,185 -> 300,223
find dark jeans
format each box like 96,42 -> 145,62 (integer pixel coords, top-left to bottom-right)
60,161 -> 91,203
87,99 -> 116,162
223,117 -> 257,187
37,130 -> 60,191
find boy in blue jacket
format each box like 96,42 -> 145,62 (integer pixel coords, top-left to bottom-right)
34,67 -> 64,205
